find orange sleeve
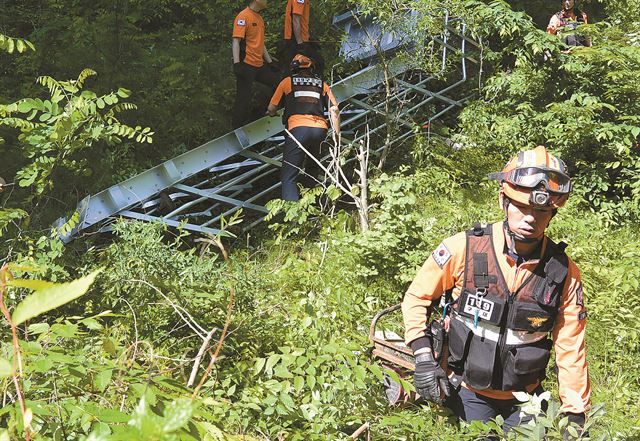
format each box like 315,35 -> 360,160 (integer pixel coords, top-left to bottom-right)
291,0 -> 306,15
402,232 -> 466,346
552,259 -> 591,413
324,84 -> 338,107
232,12 -> 247,39
269,78 -> 290,107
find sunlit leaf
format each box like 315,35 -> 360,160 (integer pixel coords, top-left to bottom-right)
11,269 -> 103,325
0,357 -> 12,378
162,398 -> 193,432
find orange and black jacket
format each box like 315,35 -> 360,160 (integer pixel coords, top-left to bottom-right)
402,222 -> 591,414
270,73 -> 338,130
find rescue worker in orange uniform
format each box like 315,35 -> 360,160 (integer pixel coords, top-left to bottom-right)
402,146 -> 590,438
266,54 -> 339,201
284,0 -> 310,47
547,0 -> 591,47
232,0 -> 280,127
283,0 -> 324,76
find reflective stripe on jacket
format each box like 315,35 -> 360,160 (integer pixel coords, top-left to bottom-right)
283,74 -> 325,126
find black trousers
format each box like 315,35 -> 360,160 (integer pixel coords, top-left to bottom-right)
232,62 -> 280,127
445,382 -> 546,440
281,126 -> 327,201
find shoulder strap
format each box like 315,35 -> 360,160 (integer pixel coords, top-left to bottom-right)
470,222 -> 491,237
466,223 -> 494,292
542,238 -> 570,297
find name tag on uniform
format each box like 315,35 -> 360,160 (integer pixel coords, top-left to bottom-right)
464,295 -> 494,320
293,77 -> 323,87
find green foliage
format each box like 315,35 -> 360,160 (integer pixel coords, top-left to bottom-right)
8,268 -> 102,325
335,168 -> 493,286
450,7 -> 640,225
0,69 -> 153,198
0,34 -> 34,54
264,187 -> 325,244
0,209 -> 28,237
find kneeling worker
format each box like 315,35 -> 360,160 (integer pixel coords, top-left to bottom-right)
402,146 -> 590,437
266,54 -> 340,201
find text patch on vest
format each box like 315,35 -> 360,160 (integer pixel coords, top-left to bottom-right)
463,294 -> 495,320
292,77 -> 323,88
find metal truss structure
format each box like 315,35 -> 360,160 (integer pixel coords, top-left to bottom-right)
55,11 -> 479,242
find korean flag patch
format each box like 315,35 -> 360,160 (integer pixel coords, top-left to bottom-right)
237,19 -> 246,26
432,242 -> 452,269
296,0 -> 305,3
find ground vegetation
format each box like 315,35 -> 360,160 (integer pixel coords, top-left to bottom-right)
0,0 -> 639,439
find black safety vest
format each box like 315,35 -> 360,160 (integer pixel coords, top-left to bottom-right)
283,74 -> 326,127
447,224 -> 569,391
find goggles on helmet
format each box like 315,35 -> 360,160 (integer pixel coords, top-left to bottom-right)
489,166 -> 572,194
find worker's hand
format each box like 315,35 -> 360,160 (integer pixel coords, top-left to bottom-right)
413,349 -> 450,404
233,62 -> 245,76
563,412 -> 587,440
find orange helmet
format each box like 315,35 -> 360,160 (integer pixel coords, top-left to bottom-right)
489,146 -> 572,209
290,53 -> 313,70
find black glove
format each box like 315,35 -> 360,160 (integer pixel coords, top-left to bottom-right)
233,62 -> 244,76
413,350 -> 450,404
563,412 -> 587,440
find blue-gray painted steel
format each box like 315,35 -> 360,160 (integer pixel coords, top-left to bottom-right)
55,57 -> 408,242
55,11 -> 478,242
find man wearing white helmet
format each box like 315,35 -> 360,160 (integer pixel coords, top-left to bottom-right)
402,146 -> 590,438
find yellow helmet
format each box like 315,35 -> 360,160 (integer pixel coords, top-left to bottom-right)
489,146 -> 572,209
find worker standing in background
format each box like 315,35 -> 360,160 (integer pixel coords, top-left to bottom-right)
547,0 -> 591,47
232,0 -> 280,127
266,54 -> 339,201
283,0 -> 325,77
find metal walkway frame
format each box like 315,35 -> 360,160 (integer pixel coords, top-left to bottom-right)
55,11 -> 479,242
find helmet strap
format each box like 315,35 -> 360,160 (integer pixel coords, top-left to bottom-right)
502,197 -> 541,256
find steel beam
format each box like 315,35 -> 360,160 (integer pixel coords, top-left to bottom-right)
120,210 -> 223,236
173,184 -> 269,214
